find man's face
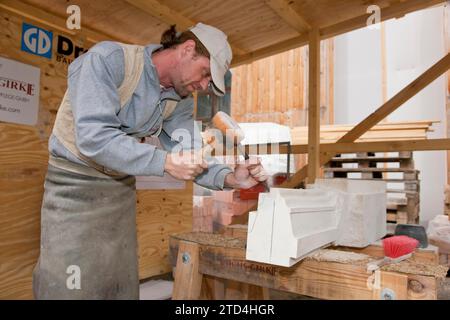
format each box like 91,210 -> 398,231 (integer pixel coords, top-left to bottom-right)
173,41 -> 212,97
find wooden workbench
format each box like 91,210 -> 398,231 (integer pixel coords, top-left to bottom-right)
169,227 -> 448,300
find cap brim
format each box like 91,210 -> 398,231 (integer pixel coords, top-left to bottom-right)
210,56 -> 226,96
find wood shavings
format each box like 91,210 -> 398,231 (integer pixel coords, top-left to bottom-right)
381,261 -> 449,278
172,232 -> 246,249
306,249 -> 371,264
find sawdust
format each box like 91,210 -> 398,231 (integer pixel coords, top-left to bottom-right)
381,261 -> 449,278
306,249 -> 372,264
172,232 -> 246,249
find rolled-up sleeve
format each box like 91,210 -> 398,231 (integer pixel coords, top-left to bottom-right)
68,48 -> 167,176
159,98 -> 233,190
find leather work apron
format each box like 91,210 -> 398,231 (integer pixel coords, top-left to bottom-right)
32,43 -> 178,299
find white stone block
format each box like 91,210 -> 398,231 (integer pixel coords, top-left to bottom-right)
246,180 -> 387,267
246,188 -> 340,267
312,179 -> 387,248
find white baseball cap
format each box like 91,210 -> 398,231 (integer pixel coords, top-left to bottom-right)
190,23 -> 232,96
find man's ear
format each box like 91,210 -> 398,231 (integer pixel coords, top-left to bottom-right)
181,39 -> 196,58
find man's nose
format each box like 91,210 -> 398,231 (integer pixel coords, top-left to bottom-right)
200,78 -> 210,91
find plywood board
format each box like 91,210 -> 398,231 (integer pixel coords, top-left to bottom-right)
0,8 -> 193,299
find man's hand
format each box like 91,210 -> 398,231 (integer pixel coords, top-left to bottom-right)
164,149 -> 208,181
224,157 -> 268,189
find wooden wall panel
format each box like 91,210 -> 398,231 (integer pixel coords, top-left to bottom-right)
136,183 -> 193,279
0,9 -> 68,300
0,8 -> 192,299
230,39 -> 334,169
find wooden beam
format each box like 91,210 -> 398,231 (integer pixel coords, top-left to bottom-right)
172,240 -> 203,300
282,52 -> 450,188
337,53 -> 450,142
263,0 -> 311,33
243,138 -> 450,155
124,0 -> 247,56
170,234 -> 440,300
307,29 -> 321,183
232,0 -> 445,66
0,0 -> 122,44
445,4 -> 450,185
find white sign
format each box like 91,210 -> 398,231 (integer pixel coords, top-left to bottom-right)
0,56 -> 40,125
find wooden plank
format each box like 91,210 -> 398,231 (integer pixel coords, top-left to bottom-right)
330,156 -> 412,162
373,271 -> 408,300
307,28 -> 321,183
323,168 -> 417,173
263,0 -> 311,33
232,0 -> 445,66
240,138 -> 450,156
124,0 -> 246,55
445,4 -> 450,184
336,243 -> 441,265
0,124 -> 48,300
136,183 -> 193,279
172,240 -> 203,300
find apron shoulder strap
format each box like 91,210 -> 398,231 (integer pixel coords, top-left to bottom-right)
116,43 -> 145,108
162,100 -> 178,119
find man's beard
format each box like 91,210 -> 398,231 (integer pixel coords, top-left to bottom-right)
174,81 -> 192,98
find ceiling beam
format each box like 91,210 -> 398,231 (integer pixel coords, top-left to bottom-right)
263,0 -> 311,33
232,0 -> 445,66
124,0 -> 247,56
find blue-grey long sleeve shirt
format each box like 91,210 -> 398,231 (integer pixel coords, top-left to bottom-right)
49,41 -> 232,190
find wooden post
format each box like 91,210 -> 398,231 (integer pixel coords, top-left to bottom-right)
445,4 -> 450,185
372,271 -> 409,300
172,240 -> 203,300
307,28 -> 321,184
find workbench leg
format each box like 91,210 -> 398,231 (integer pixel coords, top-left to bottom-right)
172,240 -> 203,300
372,271 -> 408,300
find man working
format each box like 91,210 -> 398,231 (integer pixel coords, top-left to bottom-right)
33,23 -> 267,299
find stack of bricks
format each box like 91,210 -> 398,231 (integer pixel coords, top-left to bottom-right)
212,190 -> 258,231
192,196 -> 214,232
